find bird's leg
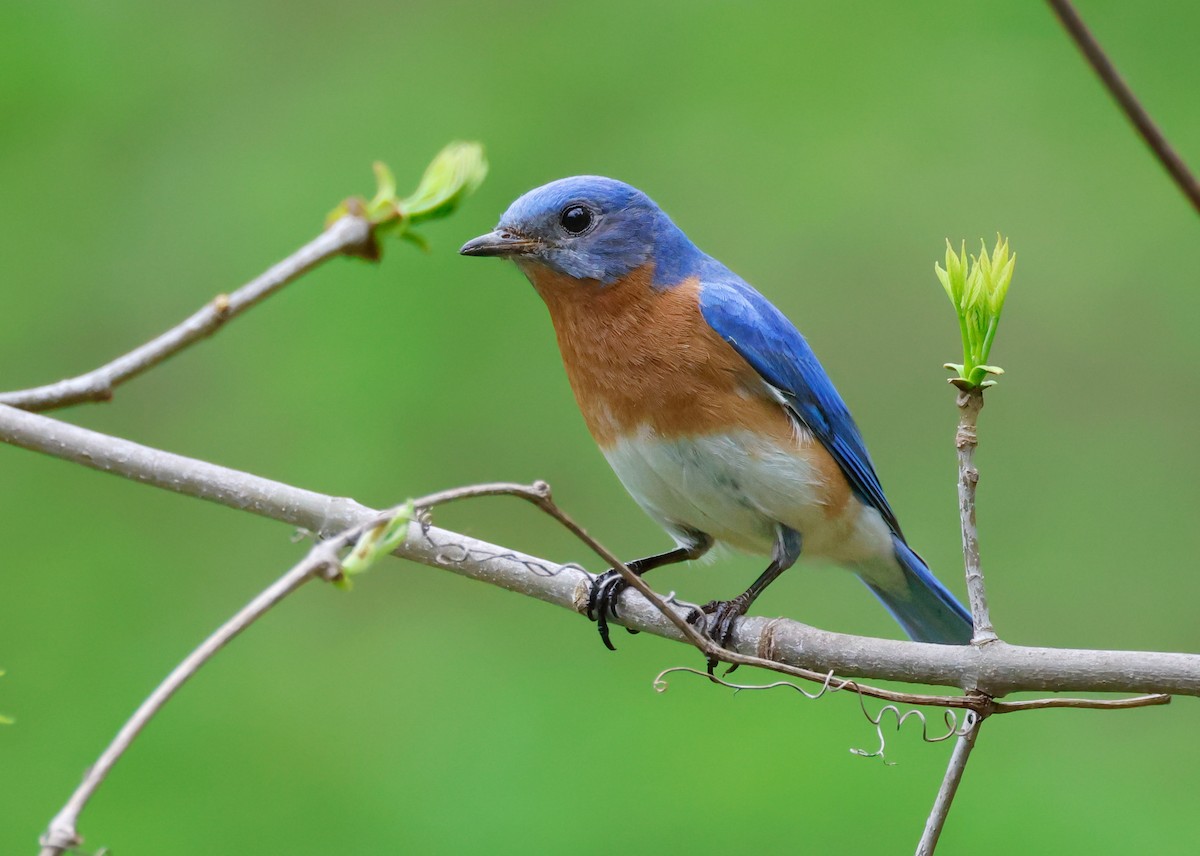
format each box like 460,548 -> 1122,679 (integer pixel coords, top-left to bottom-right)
693,527 -> 802,674
589,532 -> 712,651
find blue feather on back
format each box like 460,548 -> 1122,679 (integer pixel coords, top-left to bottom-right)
695,265 -> 903,538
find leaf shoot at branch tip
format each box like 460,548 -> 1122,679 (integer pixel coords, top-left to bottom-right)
327,141 -> 488,258
935,235 -> 1016,389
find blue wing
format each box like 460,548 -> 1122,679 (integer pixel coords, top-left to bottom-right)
697,268 -> 903,539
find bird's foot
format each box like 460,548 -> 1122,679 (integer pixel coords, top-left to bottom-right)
586,570 -> 640,651
687,595 -> 753,675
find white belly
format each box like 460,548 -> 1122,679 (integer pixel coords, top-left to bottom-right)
602,427 -> 895,567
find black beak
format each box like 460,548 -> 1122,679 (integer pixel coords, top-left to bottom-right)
459,229 -> 541,257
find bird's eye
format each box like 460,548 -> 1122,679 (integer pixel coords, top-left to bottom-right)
560,205 -> 593,235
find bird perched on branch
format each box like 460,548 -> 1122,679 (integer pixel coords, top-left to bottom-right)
461,177 -> 971,653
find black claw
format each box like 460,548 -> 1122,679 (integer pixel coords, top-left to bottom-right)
583,539 -> 715,653
587,570 -> 629,651
597,610 -> 616,651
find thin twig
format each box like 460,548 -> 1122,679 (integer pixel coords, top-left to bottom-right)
956,387 -> 997,643
1046,0 -> 1200,215
0,215 -> 372,412
1,402 -> 1194,702
35,505 -> 400,855
992,693 -> 1168,713
916,715 -> 982,856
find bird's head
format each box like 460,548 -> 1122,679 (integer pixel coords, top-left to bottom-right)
459,176 -> 700,286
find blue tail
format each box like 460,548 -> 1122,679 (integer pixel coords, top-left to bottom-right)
863,538 -> 973,644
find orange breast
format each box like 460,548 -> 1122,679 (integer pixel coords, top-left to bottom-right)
524,262 -> 796,448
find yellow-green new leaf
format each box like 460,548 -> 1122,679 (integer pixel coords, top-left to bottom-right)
937,234 -> 1016,389
401,141 -> 489,226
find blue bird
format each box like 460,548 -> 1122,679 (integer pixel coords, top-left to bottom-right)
461,176 -> 972,651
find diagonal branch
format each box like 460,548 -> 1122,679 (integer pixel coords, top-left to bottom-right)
37,531 -> 348,856
0,215 -> 372,412
1046,0 -> 1200,215
0,402 -> 1195,701
916,715 -> 982,856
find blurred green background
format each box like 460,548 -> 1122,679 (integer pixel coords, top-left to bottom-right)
2,1 -> 1198,852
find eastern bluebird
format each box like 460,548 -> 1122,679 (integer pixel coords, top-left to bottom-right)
461,176 -> 972,651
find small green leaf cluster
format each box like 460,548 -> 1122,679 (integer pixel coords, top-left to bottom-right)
327,141 -> 488,253
936,236 -> 1015,388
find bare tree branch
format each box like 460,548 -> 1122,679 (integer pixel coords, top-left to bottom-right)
0,215 -> 372,412
1,402 -> 1196,700
916,715 -> 982,856
1046,0 -> 1200,215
